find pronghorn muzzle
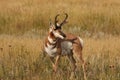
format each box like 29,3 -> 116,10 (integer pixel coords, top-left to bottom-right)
53,30 -> 66,39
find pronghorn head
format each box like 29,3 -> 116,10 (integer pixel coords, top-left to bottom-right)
49,13 -> 68,39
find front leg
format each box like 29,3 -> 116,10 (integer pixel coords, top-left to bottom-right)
50,55 -> 60,72
54,55 -> 60,72
67,54 -> 76,72
50,57 -> 55,69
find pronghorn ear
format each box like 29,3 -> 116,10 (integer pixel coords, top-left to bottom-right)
49,20 -> 54,28
49,23 -> 56,29
49,20 -> 56,31
49,19 -> 52,26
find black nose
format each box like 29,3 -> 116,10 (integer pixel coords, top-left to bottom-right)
63,34 -> 66,38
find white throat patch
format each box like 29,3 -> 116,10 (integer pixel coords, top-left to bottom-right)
78,37 -> 83,47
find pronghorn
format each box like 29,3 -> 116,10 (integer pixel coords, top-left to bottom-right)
44,13 -> 87,79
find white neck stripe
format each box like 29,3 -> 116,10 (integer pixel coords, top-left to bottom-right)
48,36 -> 56,44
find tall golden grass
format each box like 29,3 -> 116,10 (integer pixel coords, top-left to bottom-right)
0,0 -> 120,80
0,0 -> 120,34
0,35 -> 120,80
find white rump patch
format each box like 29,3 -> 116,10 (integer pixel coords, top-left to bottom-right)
78,37 -> 83,47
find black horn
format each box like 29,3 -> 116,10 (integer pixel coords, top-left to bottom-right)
60,13 -> 68,27
55,14 -> 60,28
54,13 -> 68,29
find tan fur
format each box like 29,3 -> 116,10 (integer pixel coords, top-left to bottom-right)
45,32 -> 86,72
44,13 -> 87,80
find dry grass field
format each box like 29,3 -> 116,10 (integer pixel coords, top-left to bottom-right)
0,0 -> 120,80
0,35 -> 120,80
0,0 -> 120,34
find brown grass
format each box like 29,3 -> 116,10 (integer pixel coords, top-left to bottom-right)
0,35 -> 120,80
0,0 -> 120,80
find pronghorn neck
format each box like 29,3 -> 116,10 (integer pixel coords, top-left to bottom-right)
44,32 -> 58,57
48,32 -> 58,44
48,36 -> 57,44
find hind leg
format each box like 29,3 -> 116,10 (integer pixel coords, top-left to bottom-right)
73,47 -> 87,80
67,54 -> 76,72
67,53 -> 77,79
78,52 -> 87,80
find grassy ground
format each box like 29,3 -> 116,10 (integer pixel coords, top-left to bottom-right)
0,35 -> 120,80
0,0 -> 120,80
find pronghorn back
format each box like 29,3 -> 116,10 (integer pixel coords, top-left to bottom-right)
61,34 -> 83,57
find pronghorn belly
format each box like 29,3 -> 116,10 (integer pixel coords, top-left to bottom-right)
61,41 -> 73,55
45,46 -> 57,57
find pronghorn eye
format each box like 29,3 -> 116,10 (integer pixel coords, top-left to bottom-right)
54,28 -> 57,30
54,27 -> 61,30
